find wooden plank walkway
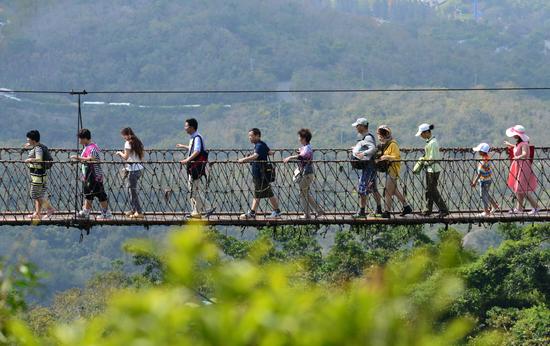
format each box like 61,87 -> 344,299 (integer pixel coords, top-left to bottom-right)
0,211 -> 548,228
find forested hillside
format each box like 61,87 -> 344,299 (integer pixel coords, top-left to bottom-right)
0,2 -> 548,343
0,0 -> 549,148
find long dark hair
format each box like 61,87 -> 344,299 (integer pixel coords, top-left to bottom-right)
121,127 -> 144,160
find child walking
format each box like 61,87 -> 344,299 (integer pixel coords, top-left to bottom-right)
470,143 -> 499,216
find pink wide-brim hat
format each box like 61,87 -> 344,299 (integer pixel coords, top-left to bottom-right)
506,125 -> 529,142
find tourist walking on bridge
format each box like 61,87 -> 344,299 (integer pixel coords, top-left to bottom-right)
177,118 -> 214,219
351,117 -> 382,218
71,129 -> 112,220
375,125 -> 412,218
116,127 -> 145,219
24,130 -> 56,220
413,123 -> 449,217
283,128 -> 324,219
504,125 -> 539,214
470,143 -> 499,216
238,128 -> 281,219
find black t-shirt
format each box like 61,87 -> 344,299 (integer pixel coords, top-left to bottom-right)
252,140 -> 269,178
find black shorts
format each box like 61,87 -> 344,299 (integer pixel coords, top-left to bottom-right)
253,176 -> 274,199
83,180 -> 108,202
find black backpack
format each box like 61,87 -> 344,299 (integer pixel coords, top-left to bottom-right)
350,133 -> 375,170
38,144 -> 54,170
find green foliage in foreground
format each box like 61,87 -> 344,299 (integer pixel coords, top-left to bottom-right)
2,223 -> 548,345
4,224 -> 502,345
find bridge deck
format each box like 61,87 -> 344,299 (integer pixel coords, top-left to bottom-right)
1,211 -> 548,228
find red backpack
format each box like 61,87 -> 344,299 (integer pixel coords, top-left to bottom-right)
507,144 -> 535,163
186,135 -> 209,180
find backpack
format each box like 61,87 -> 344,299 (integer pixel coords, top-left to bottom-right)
263,160 -> 276,183
38,144 -> 54,170
186,135 -> 209,180
507,145 -> 535,163
350,133 -> 375,170
374,140 -> 395,173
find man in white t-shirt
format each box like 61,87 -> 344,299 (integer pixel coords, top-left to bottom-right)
177,118 -> 215,219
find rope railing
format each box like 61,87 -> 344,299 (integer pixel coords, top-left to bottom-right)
0,147 -> 548,227
1,147 -> 549,161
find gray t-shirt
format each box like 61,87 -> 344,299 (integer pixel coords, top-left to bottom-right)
352,133 -> 377,160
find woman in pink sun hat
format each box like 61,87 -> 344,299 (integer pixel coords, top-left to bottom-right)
504,125 -> 539,214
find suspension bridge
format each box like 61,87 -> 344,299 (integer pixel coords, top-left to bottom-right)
0,147 -> 548,229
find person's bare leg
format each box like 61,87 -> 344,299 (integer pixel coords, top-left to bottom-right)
84,199 -> 93,210
394,187 -> 407,205
373,191 -> 382,207
269,196 -> 279,210
524,192 -> 539,209
360,195 -> 366,209
33,199 -> 42,218
100,200 -> 109,210
384,181 -> 395,211
515,193 -> 524,210
251,198 -> 260,212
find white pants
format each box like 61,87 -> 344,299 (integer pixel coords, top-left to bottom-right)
188,176 -> 210,214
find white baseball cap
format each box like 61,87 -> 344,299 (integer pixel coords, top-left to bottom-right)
472,142 -> 490,153
415,123 -> 431,137
352,117 -> 369,127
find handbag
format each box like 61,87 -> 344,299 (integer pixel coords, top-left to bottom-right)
374,140 -> 394,173
119,167 -> 129,180
350,156 -> 368,170
292,167 -> 303,183
263,161 -> 276,183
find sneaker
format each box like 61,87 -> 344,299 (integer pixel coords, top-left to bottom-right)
381,211 -> 391,219
125,211 -> 135,217
299,214 -> 311,220
438,211 -> 450,218
268,210 -> 282,218
508,208 -> 523,214
478,212 -> 488,217
204,207 -> 217,217
130,212 -> 145,219
315,210 -> 325,218
239,210 -> 256,220
27,213 -> 41,220
421,210 -> 432,217
528,208 -> 540,215
352,211 -> 366,219
46,208 -> 56,218
77,210 -> 90,219
186,212 -> 202,220
99,211 -> 113,220
399,205 -> 413,216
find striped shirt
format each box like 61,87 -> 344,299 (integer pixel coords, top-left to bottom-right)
28,145 -> 46,184
477,160 -> 493,182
